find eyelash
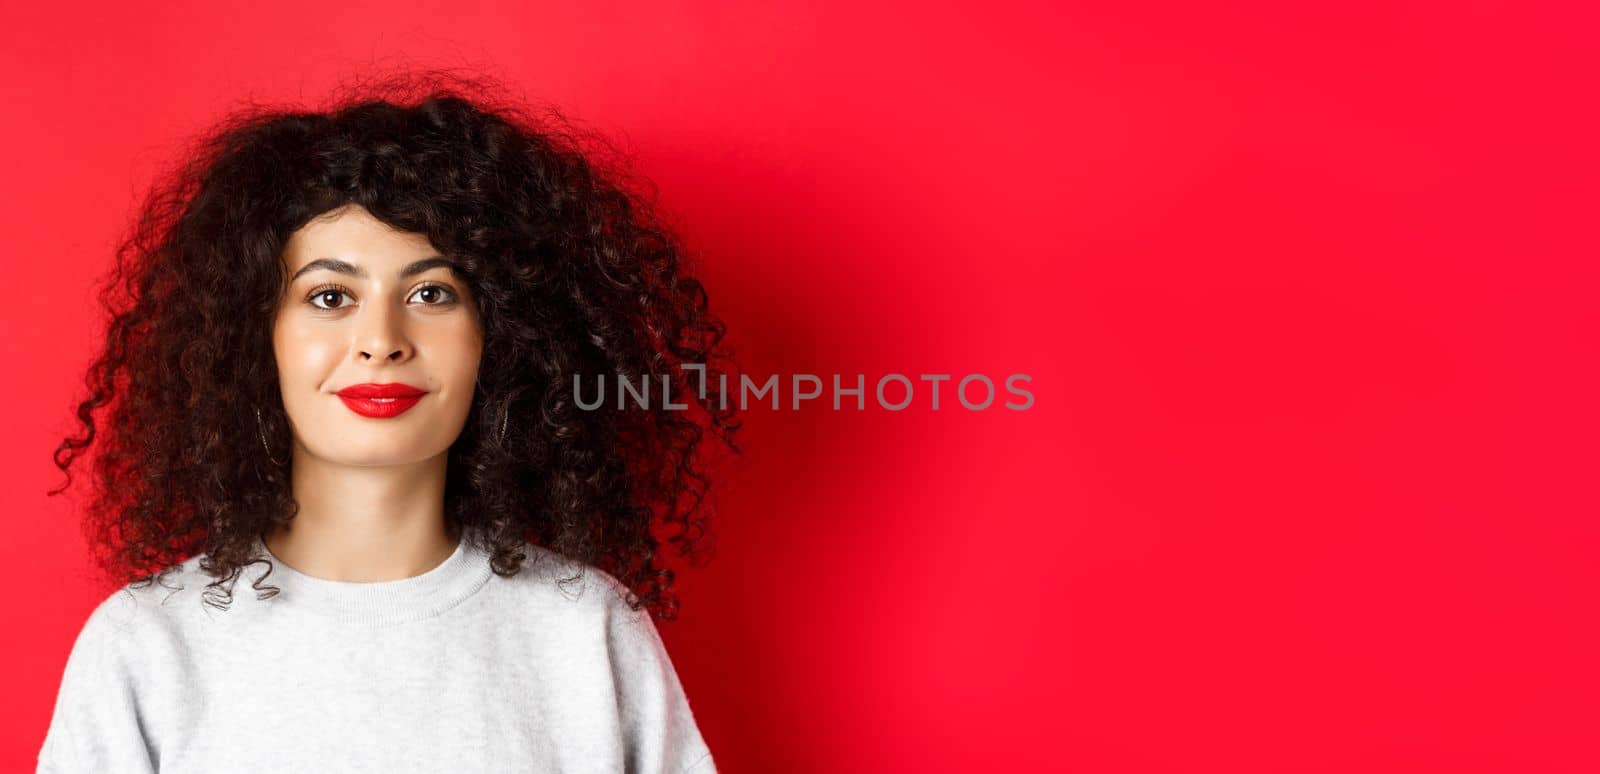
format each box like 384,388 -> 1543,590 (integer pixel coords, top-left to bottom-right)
304,283 -> 460,311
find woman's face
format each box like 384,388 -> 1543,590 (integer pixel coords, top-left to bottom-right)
273,204 -> 483,467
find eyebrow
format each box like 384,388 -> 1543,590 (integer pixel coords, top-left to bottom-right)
289,256 -> 462,282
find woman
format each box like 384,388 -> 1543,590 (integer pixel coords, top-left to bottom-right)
39,72 -> 740,773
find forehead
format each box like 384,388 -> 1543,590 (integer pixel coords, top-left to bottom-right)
281,205 -> 440,271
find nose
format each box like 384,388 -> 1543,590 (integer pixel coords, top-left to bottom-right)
354,299 -> 414,363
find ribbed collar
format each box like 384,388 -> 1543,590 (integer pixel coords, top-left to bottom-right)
248,528 -> 494,626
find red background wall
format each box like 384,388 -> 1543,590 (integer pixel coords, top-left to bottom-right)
2,1 -> 1596,771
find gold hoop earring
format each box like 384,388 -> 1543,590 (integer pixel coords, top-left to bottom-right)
476,374 -> 506,443
255,408 -> 286,467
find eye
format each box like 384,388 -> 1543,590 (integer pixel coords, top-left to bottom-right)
306,284 -> 353,311
409,283 -> 460,306
303,283 -> 460,311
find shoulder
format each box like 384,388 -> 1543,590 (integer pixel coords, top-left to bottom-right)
476,541 -> 714,770
482,540 -> 669,644
511,543 -> 670,646
489,539 -> 641,613
54,560 -> 198,686
506,547 -> 713,771
42,559 -> 226,772
77,556 -> 198,627
66,551 -> 261,661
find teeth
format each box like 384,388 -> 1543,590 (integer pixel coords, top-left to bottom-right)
370,398 -> 396,403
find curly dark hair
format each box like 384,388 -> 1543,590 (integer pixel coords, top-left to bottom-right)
48,70 -> 741,621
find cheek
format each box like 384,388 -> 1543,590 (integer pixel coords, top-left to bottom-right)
439,324 -> 485,385
425,313 -> 483,356
273,321 -> 343,383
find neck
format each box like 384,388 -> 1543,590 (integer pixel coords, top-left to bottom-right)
263,447 -> 459,582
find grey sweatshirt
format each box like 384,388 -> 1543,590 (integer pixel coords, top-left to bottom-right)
36,530 -> 717,773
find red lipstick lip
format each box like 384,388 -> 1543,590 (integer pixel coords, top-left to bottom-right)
335,383 -> 428,419
336,383 -> 427,399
